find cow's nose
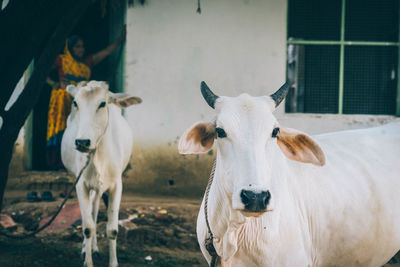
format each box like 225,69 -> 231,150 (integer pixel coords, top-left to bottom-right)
240,190 -> 271,212
75,139 -> 91,150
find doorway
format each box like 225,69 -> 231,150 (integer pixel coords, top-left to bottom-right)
30,0 -> 126,170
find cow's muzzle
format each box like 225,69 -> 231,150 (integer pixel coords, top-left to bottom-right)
240,190 -> 271,213
75,139 -> 91,153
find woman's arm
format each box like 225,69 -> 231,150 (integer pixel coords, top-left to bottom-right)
91,25 -> 126,66
46,56 -> 62,89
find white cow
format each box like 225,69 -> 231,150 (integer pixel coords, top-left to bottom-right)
179,81 -> 400,267
61,80 -> 142,267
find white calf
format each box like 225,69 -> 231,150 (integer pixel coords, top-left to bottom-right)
179,81 -> 400,267
61,81 -> 142,267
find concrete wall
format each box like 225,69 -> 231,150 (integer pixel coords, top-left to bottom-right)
124,0 -> 399,142
125,0 -> 287,144
9,0 -> 399,197
122,0 -> 289,197
120,0 -> 398,198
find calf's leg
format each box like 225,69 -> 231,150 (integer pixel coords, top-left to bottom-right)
77,185 -> 95,267
91,190 -> 101,255
107,180 -> 122,267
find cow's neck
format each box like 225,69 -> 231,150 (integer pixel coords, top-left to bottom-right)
208,154 -> 309,261
89,109 -> 114,174
207,159 -> 232,238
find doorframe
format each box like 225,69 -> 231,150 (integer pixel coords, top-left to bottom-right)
26,2 -> 128,170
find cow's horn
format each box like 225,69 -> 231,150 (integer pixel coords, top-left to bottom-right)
270,82 -> 292,107
201,81 -> 219,109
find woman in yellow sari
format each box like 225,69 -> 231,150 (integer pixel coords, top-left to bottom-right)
46,27 -> 126,169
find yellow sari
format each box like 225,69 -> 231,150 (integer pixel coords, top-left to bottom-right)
46,41 -> 91,152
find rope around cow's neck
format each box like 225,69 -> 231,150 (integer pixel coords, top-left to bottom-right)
204,159 -> 220,267
0,151 -> 93,239
94,104 -> 110,149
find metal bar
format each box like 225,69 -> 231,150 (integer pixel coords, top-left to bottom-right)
343,41 -> 399,46
121,1 -> 127,116
338,0 -> 346,114
23,60 -> 35,170
287,40 -> 400,46
397,50 -> 400,116
397,3 -> 400,116
122,0 -> 127,93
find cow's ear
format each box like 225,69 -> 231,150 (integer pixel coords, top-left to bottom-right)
178,122 -> 216,154
275,127 -> 326,166
109,93 -> 142,108
66,85 -> 78,97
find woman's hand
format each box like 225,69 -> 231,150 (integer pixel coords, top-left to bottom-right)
92,24 -> 127,66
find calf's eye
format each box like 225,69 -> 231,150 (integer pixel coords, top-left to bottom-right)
73,101 -> 78,108
98,101 -> 106,109
216,127 -> 227,138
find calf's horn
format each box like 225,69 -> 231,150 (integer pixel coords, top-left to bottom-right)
201,81 -> 219,109
270,82 -> 292,107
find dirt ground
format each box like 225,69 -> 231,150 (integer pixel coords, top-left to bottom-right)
0,189 -> 207,267
2,174 -> 400,267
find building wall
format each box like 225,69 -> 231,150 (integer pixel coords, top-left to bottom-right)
120,0 -> 398,198
122,0 -> 290,197
125,0 -> 287,144
124,0 -> 399,141
9,0 -> 399,198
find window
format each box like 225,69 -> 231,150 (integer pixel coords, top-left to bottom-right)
286,0 -> 399,115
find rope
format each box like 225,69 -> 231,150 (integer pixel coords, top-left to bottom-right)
0,144 -> 93,239
204,159 -> 220,266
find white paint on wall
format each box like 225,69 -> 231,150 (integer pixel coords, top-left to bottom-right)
125,0 -> 287,144
124,0 -> 398,144
9,0 -> 399,174
277,113 -> 398,134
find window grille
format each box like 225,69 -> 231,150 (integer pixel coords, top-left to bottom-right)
286,0 -> 399,115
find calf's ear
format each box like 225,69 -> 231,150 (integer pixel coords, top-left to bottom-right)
275,127 -> 326,166
77,81 -> 88,87
178,122 -> 216,154
66,85 -> 78,97
109,93 -> 142,108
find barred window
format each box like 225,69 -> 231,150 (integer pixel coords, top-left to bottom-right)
286,0 -> 399,115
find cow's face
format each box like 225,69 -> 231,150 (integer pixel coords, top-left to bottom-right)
67,81 -> 142,153
179,82 -> 325,217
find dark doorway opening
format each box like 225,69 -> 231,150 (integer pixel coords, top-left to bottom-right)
30,1 -> 126,170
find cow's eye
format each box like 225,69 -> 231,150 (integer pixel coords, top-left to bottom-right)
98,101 -> 106,109
272,127 -> 280,138
216,127 -> 227,138
73,100 -> 78,108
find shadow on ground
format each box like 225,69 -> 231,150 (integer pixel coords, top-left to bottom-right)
0,194 -> 207,267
